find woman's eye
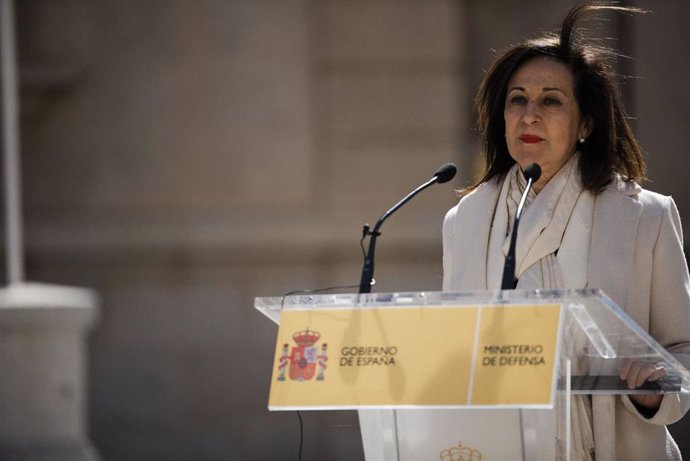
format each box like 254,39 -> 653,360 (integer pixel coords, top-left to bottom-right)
508,95 -> 527,105
543,97 -> 562,106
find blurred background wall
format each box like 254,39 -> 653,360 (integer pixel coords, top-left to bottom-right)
8,0 -> 689,459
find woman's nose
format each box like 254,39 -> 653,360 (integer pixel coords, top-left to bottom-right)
522,102 -> 540,124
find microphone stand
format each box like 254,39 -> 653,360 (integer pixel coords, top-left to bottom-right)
358,176 -> 441,294
500,164 -> 541,290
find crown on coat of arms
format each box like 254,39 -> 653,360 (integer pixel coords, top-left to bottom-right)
293,328 -> 320,347
439,441 -> 482,461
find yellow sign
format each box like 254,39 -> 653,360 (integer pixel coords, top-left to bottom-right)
269,304 -> 561,409
471,305 -> 561,405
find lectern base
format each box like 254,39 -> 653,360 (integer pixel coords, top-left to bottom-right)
360,408 -> 557,461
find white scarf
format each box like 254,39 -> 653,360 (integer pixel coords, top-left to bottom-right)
487,154 -> 598,460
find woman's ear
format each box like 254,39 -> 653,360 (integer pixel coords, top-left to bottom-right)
579,115 -> 594,139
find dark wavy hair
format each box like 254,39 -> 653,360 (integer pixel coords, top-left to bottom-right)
470,2 -> 646,194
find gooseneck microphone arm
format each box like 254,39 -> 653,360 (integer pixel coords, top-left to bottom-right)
358,163 -> 457,294
500,163 -> 542,290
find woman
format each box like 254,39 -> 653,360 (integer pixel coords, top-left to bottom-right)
443,3 -> 690,460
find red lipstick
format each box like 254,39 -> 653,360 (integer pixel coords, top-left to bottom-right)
520,134 -> 544,144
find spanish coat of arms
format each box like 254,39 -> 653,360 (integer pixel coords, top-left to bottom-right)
277,328 -> 328,381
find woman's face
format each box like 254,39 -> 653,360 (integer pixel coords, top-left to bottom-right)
504,57 -> 591,191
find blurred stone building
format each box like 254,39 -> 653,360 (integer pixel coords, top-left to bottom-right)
8,0 -> 689,459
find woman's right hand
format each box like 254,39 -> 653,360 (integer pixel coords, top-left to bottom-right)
618,359 -> 667,411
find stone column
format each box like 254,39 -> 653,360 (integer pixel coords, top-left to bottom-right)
0,282 -> 100,461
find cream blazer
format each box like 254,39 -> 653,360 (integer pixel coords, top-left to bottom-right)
443,177 -> 690,461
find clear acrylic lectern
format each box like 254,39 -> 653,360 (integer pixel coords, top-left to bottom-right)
255,289 -> 690,461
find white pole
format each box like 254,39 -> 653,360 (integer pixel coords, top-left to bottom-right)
0,0 -> 24,284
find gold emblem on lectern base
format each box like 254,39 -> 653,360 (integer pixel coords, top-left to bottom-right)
439,441 -> 482,461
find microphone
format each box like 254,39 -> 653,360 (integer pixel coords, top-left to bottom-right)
358,163 -> 457,293
433,163 -> 457,184
500,163 -> 542,290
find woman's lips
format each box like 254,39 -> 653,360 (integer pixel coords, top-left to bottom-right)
519,134 -> 544,144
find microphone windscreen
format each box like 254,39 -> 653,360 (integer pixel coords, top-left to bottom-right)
523,163 -> 542,182
434,163 -> 457,184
